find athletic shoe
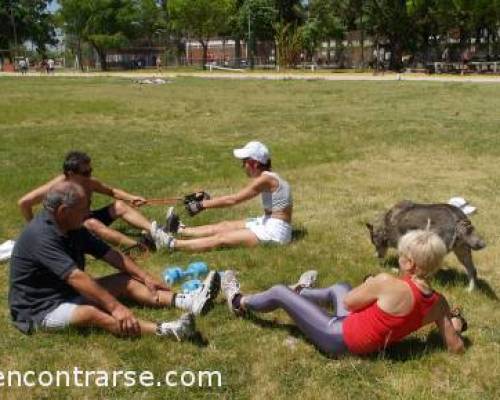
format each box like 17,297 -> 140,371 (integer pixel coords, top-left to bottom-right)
138,232 -> 156,251
175,271 -> 220,316
221,270 -> 243,315
150,221 -> 174,251
156,313 -> 195,341
164,207 -> 181,234
289,270 -> 318,292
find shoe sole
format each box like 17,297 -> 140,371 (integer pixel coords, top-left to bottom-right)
197,271 -> 221,316
165,207 -> 179,234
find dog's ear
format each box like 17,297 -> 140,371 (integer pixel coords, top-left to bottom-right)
365,223 -> 374,233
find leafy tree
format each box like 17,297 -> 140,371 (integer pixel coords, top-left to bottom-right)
0,0 -> 56,60
305,0 -> 344,63
364,0 -> 412,70
274,0 -> 304,24
168,0 -> 235,69
275,21 -> 302,67
59,0 -> 157,70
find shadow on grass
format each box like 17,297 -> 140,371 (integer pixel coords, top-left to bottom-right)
292,226 -> 308,242
373,331 -> 472,362
434,268 -> 499,301
59,320 -> 209,347
244,312 -> 344,359
244,314 -> 472,361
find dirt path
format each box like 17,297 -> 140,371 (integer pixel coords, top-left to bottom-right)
2,70 -> 500,83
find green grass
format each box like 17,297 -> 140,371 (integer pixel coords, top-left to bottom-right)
0,76 -> 499,399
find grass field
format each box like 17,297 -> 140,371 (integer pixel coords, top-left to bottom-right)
0,76 -> 499,399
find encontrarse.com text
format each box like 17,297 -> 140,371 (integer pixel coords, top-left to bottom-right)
0,368 -> 222,388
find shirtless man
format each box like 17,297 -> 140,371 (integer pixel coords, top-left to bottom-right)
18,151 -> 157,249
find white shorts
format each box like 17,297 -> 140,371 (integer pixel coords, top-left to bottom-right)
41,296 -> 86,330
245,216 -> 292,245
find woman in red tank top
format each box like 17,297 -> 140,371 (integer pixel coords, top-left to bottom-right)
222,229 -> 466,356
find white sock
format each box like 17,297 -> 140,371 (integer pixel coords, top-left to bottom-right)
174,293 -> 193,311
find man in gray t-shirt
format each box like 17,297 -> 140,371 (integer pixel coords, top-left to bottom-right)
9,181 -> 220,339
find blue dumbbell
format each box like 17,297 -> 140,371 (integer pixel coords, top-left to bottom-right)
185,261 -> 208,279
181,279 -> 203,293
162,267 -> 184,285
162,262 -> 209,285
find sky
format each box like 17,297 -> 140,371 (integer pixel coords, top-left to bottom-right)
48,1 -> 59,13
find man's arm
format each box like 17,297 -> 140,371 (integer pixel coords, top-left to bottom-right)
18,175 -> 65,221
66,268 -> 140,336
90,179 -> 146,206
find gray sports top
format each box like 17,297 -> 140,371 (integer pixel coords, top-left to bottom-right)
261,171 -> 293,211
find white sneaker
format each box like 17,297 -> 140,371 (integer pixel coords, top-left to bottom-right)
221,270 -> 242,314
290,270 -> 318,292
156,313 -> 195,341
150,221 -> 174,250
175,271 -> 220,316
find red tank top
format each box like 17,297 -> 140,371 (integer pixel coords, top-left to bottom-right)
343,276 -> 440,355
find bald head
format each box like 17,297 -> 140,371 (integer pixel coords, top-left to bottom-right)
43,181 -> 86,213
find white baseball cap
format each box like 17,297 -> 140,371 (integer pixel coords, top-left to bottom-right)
233,141 -> 270,164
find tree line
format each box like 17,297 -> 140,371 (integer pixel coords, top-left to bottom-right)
1,1 -> 499,70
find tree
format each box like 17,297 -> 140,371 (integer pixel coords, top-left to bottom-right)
0,0 -> 56,60
237,0 -> 276,67
275,21 -> 302,67
305,0 -> 344,64
59,0 -> 154,70
168,0 -> 235,69
364,0 -> 412,70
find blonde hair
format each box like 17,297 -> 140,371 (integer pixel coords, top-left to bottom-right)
398,230 -> 447,278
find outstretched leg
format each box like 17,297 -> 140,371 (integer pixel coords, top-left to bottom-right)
69,305 -> 158,335
84,218 -> 137,248
173,228 -> 259,252
109,200 -> 152,232
241,285 -> 346,355
96,273 -> 174,307
179,220 -> 247,238
299,283 -> 352,317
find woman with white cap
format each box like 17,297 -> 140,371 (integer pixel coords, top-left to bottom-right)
151,141 -> 293,252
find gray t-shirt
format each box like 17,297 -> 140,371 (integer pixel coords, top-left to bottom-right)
9,210 -> 110,333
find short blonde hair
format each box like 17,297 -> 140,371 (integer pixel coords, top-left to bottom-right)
398,230 -> 447,278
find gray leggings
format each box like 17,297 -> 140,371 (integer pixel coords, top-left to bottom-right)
244,283 -> 352,355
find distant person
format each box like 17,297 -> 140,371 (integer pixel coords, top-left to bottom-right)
18,151 -> 161,251
18,58 -> 28,75
441,47 -> 450,62
47,58 -> 55,74
156,56 -> 162,72
221,230 -> 467,356
9,181 -> 220,338
40,59 -> 47,74
153,141 -> 293,252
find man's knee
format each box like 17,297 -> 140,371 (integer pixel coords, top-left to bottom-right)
112,200 -> 131,216
97,273 -> 132,294
72,305 -> 112,327
84,218 -> 105,233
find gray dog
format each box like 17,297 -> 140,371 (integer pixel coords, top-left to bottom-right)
366,200 -> 486,291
